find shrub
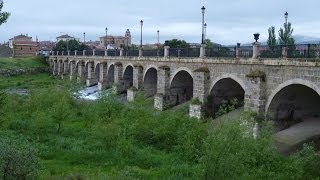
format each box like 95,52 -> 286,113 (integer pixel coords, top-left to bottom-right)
0,134 -> 40,179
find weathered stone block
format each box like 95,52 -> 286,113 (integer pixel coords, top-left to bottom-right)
189,104 -> 202,119
127,89 -> 137,102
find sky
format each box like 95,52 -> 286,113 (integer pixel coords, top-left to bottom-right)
1,0 -> 320,45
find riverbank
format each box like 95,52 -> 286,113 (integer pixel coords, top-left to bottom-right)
0,57 -> 48,76
1,73 -> 320,179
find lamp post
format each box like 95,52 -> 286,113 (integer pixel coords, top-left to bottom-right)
157,30 -> 160,47
284,11 -> 288,46
105,27 -> 108,49
157,30 -> 160,56
201,6 -> 206,44
140,20 -> 143,48
204,23 -> 207,42
83,32 -> 86,44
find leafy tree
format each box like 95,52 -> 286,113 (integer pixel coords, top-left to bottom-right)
0,0 -> 10,26
204,39 -> 214,49
267,26 -> 277,50
278,22 -> 294,46
53,39 -> 90,52
164,39 -> 190,48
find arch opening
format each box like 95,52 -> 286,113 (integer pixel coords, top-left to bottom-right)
208,78 -> 245,118
123,65 -> 133,91
107,64 -> 115,88
169,70 -> 193,106
143,68 -> 157,97
95,63 -> 100,81
267,84 -> 320,131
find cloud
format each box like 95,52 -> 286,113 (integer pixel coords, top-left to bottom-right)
1,0 -> 320,45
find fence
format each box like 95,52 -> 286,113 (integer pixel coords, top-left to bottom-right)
52,43 -> 320,59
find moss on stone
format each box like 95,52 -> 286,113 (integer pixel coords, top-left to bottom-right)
246,70 -> 266,82
194,67 -> 210,73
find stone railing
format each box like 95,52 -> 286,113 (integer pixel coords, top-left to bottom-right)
49,43 -> 320,60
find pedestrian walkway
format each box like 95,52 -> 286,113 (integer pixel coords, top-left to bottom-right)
274,118 -> 320,153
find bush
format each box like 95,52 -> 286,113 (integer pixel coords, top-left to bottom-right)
0,134 -> 40,179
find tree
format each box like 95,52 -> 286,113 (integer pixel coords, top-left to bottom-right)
53,39 -> 90,52
267,26 -> 277,50
0,0 -> 10,26
204,39 -> 214,49
164,39 -> 190,48
279,21 -> 296,57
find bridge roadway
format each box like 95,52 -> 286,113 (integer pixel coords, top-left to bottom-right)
275,118 -> 320,153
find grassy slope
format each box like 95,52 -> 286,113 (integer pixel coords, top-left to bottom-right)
0,57 -> 48,69
1,74 -> 320,179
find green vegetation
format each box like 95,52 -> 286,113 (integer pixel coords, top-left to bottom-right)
164,39 -> 190,48
0,1 -> 10,26
0,57 -> 47,69
53,39 -> 90,52
1,74 -> 320,179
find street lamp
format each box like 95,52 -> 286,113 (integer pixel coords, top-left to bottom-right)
83,32 -> 86,44
157,30 -> 160,56
284,11 -> 288,46
157,30 -> 160,48
204,23 -> 207,42
140,20 -> 143,48
105,27 -> 108,49
201,6 -> 206,44
284,11 -> 288,25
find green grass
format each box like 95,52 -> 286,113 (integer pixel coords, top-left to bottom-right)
0,73 -> 65,90
0,57 -> 48,69
1,74 -> 320,179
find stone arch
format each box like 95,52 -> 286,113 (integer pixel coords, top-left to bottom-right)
169,70 -> 194,106
266,79 -> 320,114
265,79 -> 320,131
143,64 -> 158,82
208,74 -> 246,117
122,63 -> 134,77
94,62 -> 101,81
210,73 -> 246,93
143,67 -> 158,97
169,67 -> 193,85
123,64 -> 134,90
107,64 -> 115,88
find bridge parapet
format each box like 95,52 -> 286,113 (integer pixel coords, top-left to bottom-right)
50,55 -> 319,67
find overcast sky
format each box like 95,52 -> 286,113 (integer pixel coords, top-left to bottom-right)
1,0 -> 320,45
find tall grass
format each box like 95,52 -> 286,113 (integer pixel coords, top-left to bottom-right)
1,76 -> 320,179
0,56 -> 47,69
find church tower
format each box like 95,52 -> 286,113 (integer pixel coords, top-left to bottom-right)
125,29 -> 131,46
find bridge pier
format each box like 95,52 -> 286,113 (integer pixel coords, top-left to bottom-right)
61,60 -> 69,79
189,69 -> 210,119
86,61 -> 97,87
69,61 -> 76,80
244,76 -> 266,117
57,60 -> 63,77
113,63 -> 124,93
127,65 -> 143,101
154,66 -> 170,111
98,62 -> 108,90
77,61 -> 85,83
53,60 -> 58,76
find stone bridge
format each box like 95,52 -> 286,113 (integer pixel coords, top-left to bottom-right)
48,54 -> 320,126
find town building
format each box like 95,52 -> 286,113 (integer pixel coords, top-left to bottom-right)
9,34 -> 39,57
99,29 -> 131,49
